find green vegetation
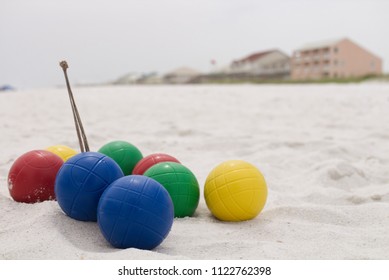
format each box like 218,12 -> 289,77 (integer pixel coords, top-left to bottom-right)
196,74 -> 388,85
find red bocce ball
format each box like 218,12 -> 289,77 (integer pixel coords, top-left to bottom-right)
8,150 -> 63,203
132,153 -> 180,175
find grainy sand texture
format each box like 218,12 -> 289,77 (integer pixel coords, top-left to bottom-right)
1,84 -> 388,259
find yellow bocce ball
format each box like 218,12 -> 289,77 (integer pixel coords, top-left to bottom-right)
46,145 -> 77,162
204,160 -> 267,222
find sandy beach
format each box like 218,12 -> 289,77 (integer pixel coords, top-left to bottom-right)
1,83 -> 389,259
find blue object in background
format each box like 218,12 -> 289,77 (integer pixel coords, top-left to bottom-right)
55,152 -> 124,221
97,175 -> 174,250
0,85 -> 15,91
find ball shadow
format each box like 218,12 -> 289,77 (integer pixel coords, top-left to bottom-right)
50,208 -> 116,254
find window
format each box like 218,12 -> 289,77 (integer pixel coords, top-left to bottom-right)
334,47 -> 338,53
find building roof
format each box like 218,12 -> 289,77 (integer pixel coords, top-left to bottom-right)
294,37 -> 382,62
232,49 -> 283,65
164,67 -> 201,77
296,38 -> 345,51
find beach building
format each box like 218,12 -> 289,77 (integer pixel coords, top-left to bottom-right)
163,67 -> 201,84
113,72 -> 163,85
291,38 -> 382,80
229,49 -> 290,79
113,72 -> 144,84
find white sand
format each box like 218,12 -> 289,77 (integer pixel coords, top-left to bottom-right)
1,84 -> 389,260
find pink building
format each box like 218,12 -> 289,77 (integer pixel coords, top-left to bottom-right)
291,38 -> 382,80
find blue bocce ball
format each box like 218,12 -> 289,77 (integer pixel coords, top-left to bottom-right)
55,152 -> 124,221
97,175 -> 174,250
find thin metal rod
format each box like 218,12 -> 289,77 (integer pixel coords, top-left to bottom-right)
59,61 -> 90,152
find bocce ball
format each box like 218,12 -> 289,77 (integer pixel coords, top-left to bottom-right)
204,160 -> 267,222
8,150 -> 63,203
97,175 -> 174,250
132,153 -> 180,175
46,145 -> 77,162
144,162 -> 199,217
55,151 -> 124,221
98,140 -> 143,175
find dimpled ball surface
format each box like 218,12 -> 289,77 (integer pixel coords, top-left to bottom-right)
55,152 -> 124,221
132,153 -> 180,175
144,162 -> 199,217
46,145 -> 77,162
7,150 -> 63,203
204,160 -> 267,222
97,175 -> 174,250
98,140 -> 143,175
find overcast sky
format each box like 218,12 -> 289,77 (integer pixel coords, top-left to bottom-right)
1,0 -> 388,88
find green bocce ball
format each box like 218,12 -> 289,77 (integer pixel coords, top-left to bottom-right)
144,162 -> 200,217
98,140 -> 143,175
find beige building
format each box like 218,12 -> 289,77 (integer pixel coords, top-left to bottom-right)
229,49 -> 290,79
291,38 -> 382,80
163,67 -> 201,84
